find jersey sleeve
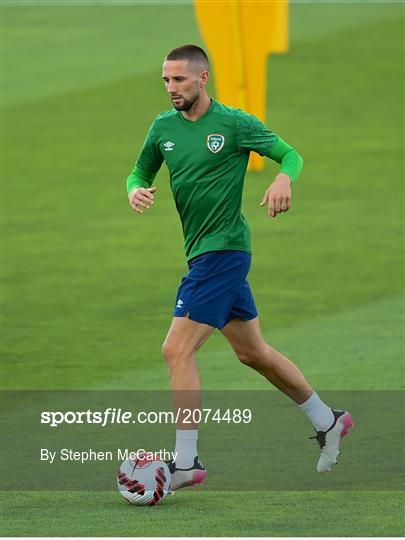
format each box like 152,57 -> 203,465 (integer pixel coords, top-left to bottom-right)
266,137 -> 303,182
236,110 -> 279,156
126,121 -> 163,192
236,111 -> 303,182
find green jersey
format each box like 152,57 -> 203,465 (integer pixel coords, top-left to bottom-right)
127,99 -> 303,261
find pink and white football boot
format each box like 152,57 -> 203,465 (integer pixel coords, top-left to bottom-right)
310,409 -> 354,473
167,457 -> 207,491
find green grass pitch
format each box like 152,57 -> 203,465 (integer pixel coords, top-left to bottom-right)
1,1 -> 404,536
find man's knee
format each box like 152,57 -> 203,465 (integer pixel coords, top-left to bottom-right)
235,344 -> 268,368
162,340 -> 175,363
162,339 -> 192,366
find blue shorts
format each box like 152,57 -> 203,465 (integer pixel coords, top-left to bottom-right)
173,250 -> 258,329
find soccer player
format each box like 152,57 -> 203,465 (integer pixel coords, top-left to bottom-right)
126,45 -> 353,490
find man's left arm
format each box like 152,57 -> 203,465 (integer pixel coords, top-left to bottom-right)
260,138 -> 303,218
236,112 -> 303,219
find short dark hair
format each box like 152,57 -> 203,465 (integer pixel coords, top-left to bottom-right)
165,44 -> 209,71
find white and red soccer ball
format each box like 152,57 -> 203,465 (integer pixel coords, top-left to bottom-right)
117,451 -> 171,506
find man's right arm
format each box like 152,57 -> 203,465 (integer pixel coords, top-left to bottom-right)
127,166 -> 157,214
126,121 -> 163,214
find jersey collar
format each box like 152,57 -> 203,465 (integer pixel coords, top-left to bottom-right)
179,98 -> 215,124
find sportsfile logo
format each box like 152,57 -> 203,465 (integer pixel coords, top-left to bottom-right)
40,407 -> 253,426
163,141 -> 174,151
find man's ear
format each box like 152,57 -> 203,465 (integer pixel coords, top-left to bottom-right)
200,70 -> 209,87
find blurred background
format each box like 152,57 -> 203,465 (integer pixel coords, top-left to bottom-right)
2,0 -> 403,391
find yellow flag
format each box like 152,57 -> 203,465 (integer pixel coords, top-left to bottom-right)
194,0 -> 289,170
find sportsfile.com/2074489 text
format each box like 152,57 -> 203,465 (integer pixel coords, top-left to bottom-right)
40,408 -> 253,427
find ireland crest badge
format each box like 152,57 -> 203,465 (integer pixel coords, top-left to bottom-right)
207,133 -> 225,153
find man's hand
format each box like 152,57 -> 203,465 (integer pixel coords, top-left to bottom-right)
260,173 -> 292,219
128,186 -> 157,214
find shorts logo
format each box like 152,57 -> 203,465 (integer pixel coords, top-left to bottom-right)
207,134 -> 225,153
176,299 -> 184,309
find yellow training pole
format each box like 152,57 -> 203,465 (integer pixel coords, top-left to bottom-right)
194,0 -> 289,171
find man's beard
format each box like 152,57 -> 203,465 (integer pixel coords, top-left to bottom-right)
171,93 -> 199,111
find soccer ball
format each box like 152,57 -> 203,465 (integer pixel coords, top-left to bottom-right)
117,451 -> 171,506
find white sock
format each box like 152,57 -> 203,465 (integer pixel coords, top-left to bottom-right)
174,429 -> 198,469
298,391 -> 334,431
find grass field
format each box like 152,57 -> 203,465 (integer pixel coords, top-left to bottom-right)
1,0 -> 404,536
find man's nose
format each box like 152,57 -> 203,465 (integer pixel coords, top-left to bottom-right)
167,80 -> 177,93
